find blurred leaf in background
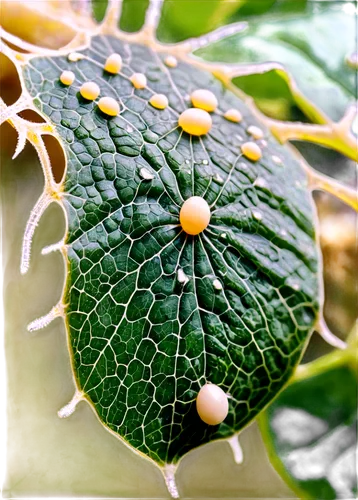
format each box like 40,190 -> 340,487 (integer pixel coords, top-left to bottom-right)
260,337 -> 358,500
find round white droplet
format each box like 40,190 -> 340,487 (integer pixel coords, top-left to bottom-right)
164,55 -> 178,68
130,73 -> 147,89
178,108 -> 212,136
139,167 -> 154,180
241,141 -> 262,162
60,70 -> 75,86
224,108 -> 242,123
253,210 -> 262,221
247,125 -> 264,140
80,81 -> 100,101
98,96 -> 120,116
213,279 -> 222,290
149,93 -> 168,110
191,89 -> 218,112
104,53 -> 122,74
180,196 -> 211,235
272,155 -> 283,165
196,383 -> 229,425
68,52 -> 84,62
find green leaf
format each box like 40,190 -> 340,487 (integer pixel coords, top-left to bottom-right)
23,34 -> 319,465
196,5 -> 356,122
259,361 -> 357,499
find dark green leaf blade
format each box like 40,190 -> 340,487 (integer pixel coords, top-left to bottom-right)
23,34 -> 319,465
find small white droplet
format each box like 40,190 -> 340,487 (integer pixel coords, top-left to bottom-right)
177,268 -> 189,285
68,52 -> 84,62
185,159 -> 190,165
253,210 -> 262,221
202,159 -> 208,165
196,383 -> 229,425
130,73 -> 147,89
126,125 -> 133,133
260,139 -> 268,148
139,167 -> 154,180
60,70 -> 75,86
164,55 -> 178,68
213,278 -> 223,290
254,177 -> 267,189
220,232 -> 227,239
247,125 -> 264,140
272,155 -> 283,165
214,173 -> 224,184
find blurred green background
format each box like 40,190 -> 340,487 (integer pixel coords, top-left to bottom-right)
1,0 -> 357,497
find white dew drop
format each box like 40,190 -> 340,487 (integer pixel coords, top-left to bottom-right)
130,72 -> 147,89
220,232 -> 227,239
202,159 -> 209,165
185,159 -> 190,165
228,434 -> 244,464
196,383 -> 229,425
213,173 -> 224,184
272,155 -> 283,165
104,53 -> 122,74
139,167 -> 154,180
345,51 -> 358,69
177,268 -> 189,285
149,93 -> 169,110
68,52 -> 84,62
253,210 -> 262,221
241,141 -> 262,162
247,125 -> 264,140
253,177 -> 267,189
98,96 -> 120,116
60,70 -> 75,86
178,108 -> 212,136
80,81 -> 100,101
224,108 -> 242,123
164,55 -> 178,68
191,89 -> 218,112
180,196 -> 211,235
126,125 -> 133,133
58,391 -> 83,419
213,278 -> 223,291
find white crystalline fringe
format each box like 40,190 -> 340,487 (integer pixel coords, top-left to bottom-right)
27,304 -> 63,332
163,464 -> 179,499
42,239 -> 66,255
227,434 -> 244,464
13,128 -> 27,159
21,192 -> 53,274
58,390 -> 83,418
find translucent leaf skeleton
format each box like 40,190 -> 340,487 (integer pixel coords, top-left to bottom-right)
1,0 -> 356,497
